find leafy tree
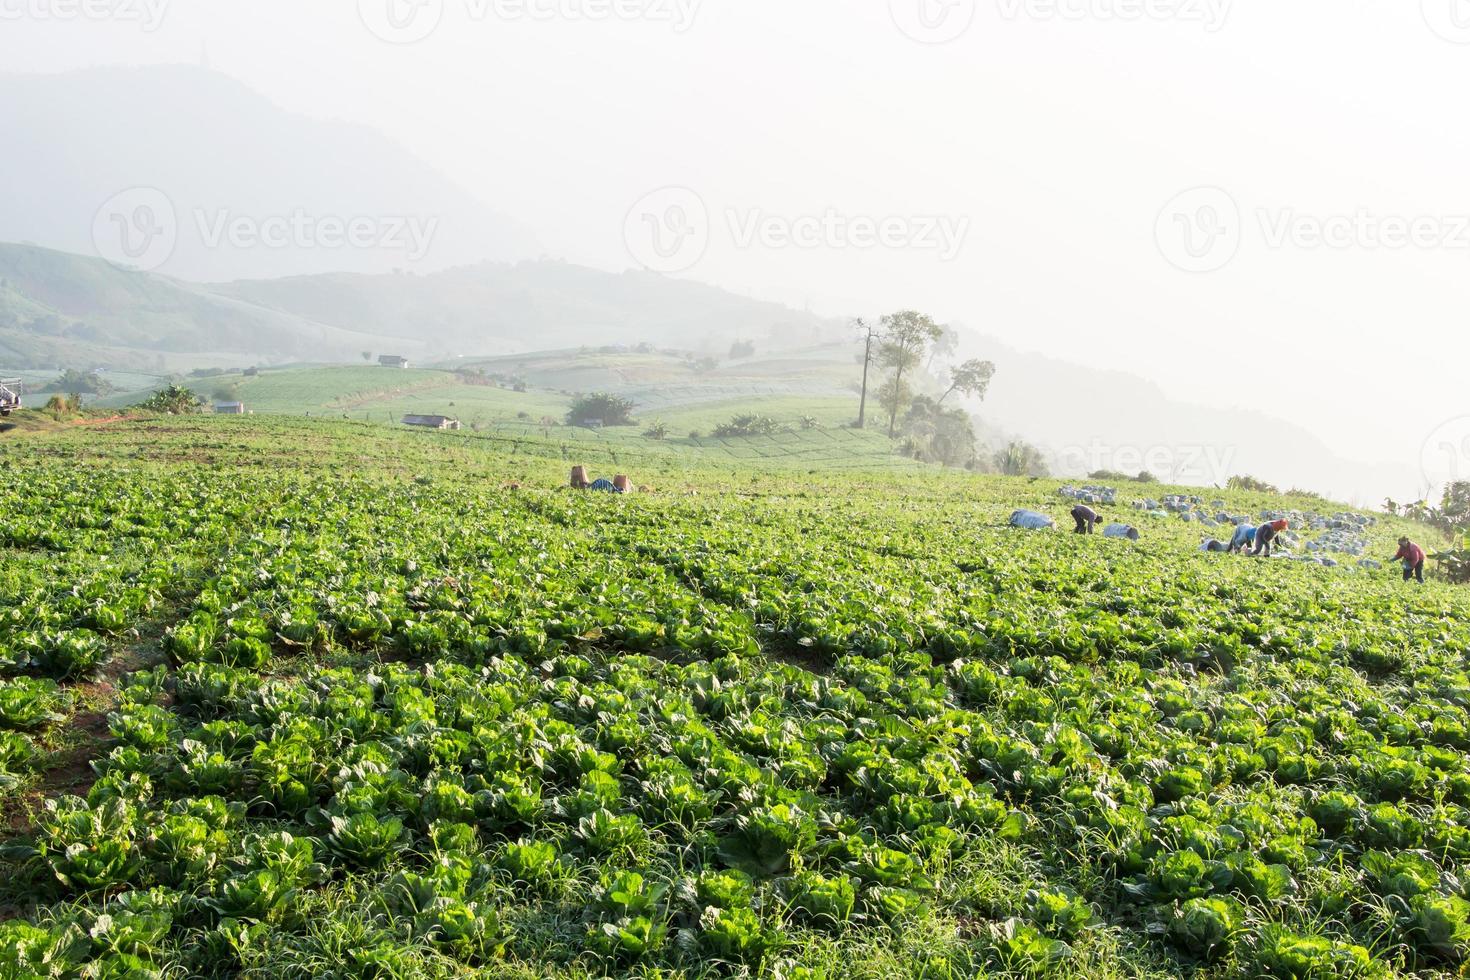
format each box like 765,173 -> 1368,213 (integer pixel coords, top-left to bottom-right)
994,440 -> 1049,477
567,393 -> 635,427
643,420 -> 669,441
46,369 -> 113,395
361,351 -> 373,362
714,415 -> 784,438
1088,469 -> 1159,484
1227,474 -> 1279,494
900,396 -> 977,468
876,377 -> 913,435
878,311 -> 944,437
937,359 -> 996,406
729,340 -> 756,359
43,393 -> 82,419
1440,481 -> 1470,531
136,385 -> 203,415
925,325 -> 960,374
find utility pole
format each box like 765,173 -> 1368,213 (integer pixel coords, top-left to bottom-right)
855,317 -> 877,429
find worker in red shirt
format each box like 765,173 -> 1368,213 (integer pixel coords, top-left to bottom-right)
1251,519 -> 1290,557
1391,537 -> 1427,584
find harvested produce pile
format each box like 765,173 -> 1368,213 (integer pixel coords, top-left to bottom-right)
1,417 -> 1468,979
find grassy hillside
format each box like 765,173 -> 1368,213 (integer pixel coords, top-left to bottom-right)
93,354 -> 913,472
0,415 -> 1465,979
0,244 -> 410,371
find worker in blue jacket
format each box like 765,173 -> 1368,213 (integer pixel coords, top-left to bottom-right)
1225,523 -> 1257,554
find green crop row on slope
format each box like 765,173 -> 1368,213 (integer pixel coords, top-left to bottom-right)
1,416 -> 1467,979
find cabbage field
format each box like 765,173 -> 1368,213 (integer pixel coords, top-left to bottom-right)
3,417 -> 1470,978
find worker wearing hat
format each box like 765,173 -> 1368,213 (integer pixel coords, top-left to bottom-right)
1251,519 -> 1290,557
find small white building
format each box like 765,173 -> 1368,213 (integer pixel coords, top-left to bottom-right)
402,414 -> 461,430
214,401 -> 246,415
379,355 -> 410,369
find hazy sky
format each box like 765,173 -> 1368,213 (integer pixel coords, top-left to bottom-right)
5,1 -> 1470,491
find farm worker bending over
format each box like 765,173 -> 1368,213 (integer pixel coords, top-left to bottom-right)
1392,537 -> 1426,584
1250,519 -> 1290,557
1072,505 -> 1101,535
1226,523 -> 1258,554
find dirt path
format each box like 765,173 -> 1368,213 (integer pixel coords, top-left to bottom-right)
1,624 -> 170,842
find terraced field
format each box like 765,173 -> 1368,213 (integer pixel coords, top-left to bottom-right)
1,416 -> 1468,979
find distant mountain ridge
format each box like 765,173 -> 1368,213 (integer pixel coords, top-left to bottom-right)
210,261 -> 837,356
0,65 -> 534,281
950,331 -> 1419,505
0,242 -> 838,369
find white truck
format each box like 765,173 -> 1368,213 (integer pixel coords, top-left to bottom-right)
0,378 -> 21,416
